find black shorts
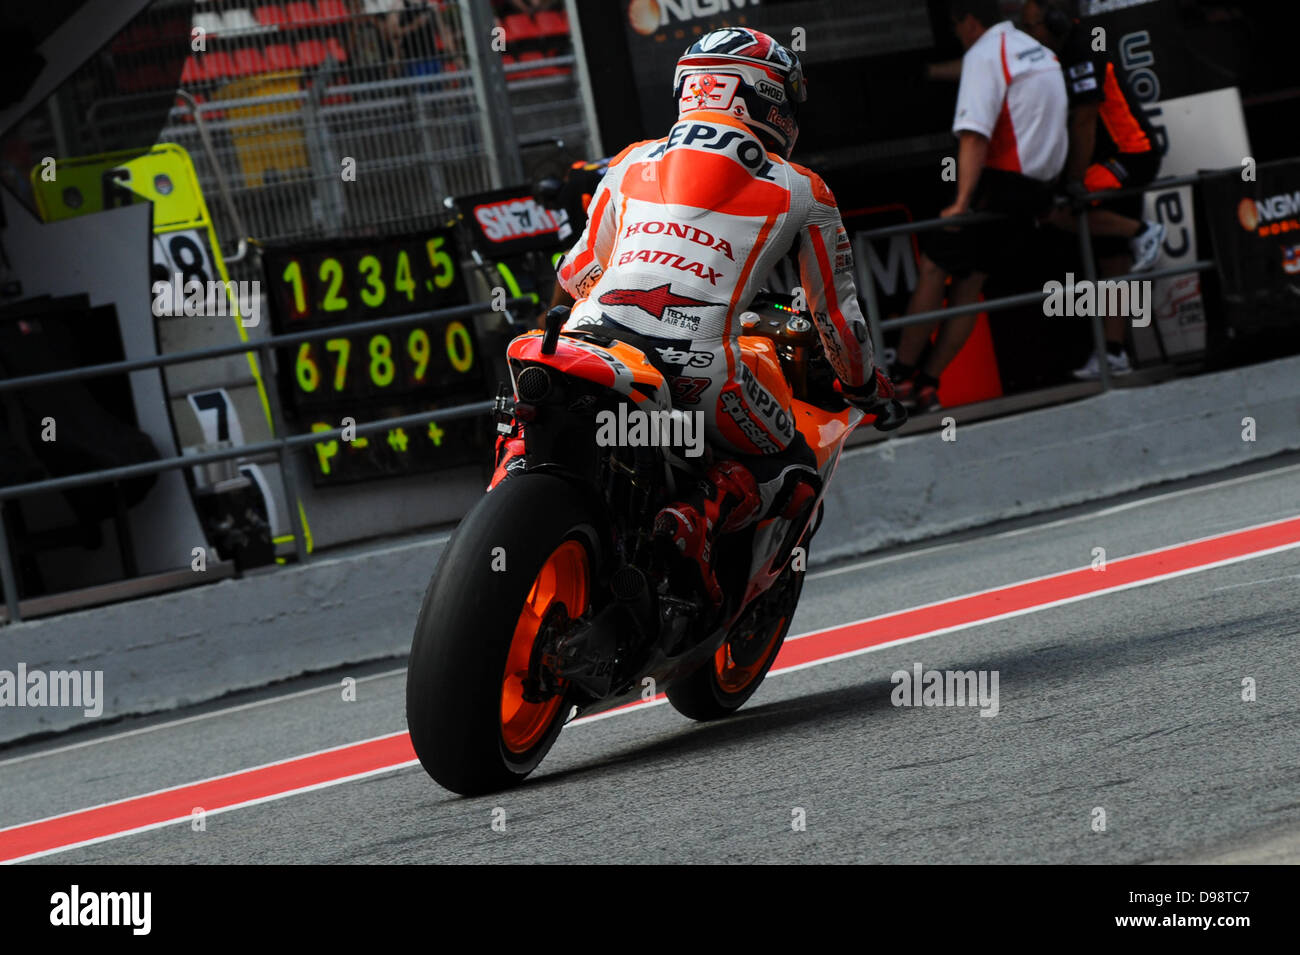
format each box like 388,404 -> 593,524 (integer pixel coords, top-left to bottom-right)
920,169 -> 1054,279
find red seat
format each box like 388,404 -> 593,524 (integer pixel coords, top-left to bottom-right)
325,37 -> 349,63
295,40 -> 328,68
513,50 -> 559,80
315,0 -> 349,23
233,48 -> 269,76
203,51 -> 237,80
285,2 -> 319,25
534,10 -> 568,36
181,55 -> 206,84
504,13 -> 540,42
264,43 -> 300,70
254,5 -> 290,28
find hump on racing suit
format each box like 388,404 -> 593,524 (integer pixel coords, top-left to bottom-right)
554,112 -> 874,398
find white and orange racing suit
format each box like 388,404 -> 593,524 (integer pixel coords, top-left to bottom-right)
555,113 -> 875,513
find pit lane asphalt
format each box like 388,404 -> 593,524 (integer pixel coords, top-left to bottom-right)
4,453 -> 1298,864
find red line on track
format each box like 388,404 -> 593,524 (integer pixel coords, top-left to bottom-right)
3,515 -> 1297,863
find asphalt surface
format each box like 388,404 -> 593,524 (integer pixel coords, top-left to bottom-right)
2,454 -> 1298,864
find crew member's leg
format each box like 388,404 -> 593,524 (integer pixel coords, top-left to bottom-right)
1066,156 -> 1163,379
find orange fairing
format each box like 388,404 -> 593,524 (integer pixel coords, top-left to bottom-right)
507,331 -> 669,408
737,335 -> 793,409
735,334 -> 852,469
792,400 -> 854,471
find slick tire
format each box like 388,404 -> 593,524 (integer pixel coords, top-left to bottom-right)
406,474 -> 602,795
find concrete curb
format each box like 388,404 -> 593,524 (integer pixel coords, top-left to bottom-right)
3,355 -> 1298,742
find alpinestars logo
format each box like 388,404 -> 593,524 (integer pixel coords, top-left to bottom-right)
599,284 -> 714,321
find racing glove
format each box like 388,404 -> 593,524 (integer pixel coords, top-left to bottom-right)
837,368 -> 907,431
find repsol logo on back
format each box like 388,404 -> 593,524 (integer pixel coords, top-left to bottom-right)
649,122 -> 777,181
623,220 -> 736,260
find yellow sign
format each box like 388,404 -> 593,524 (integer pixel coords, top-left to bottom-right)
27,143 -> 313,554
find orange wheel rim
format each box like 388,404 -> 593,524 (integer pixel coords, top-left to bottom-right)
500,539 -> 589,754
714,615 -> 787,694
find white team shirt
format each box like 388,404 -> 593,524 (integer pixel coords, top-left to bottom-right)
952,21 -> 1068,182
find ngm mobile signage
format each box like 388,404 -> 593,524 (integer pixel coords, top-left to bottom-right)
627,0 -> 760,32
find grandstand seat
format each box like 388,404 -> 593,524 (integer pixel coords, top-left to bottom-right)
254,5 -> 290,28
264,43 -> 300,70
504,14 -> 540,42
193,12 -> 224,37
285,2 -> 320,25
513,50 -> 560,80
203,51 -> 238,80
534,9 -> 568,37
181,55 -> 206,85
325,37 -> 349,64
315,0 -> 349,23
295,40 -> 328,68
233,48 -> 269,76
222,9 -> 263,35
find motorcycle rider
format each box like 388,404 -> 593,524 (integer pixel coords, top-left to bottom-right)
544,28 -> 893,606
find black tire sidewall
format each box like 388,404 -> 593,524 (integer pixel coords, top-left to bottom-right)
406,474 -> 603,794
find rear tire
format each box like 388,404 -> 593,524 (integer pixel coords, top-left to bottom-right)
406,474 -> 603,795
665,565 -> 803,721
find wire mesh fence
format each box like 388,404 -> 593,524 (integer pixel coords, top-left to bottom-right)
3,0 -> 591,277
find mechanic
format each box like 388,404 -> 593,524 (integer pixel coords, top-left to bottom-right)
892,0 -> 1068,414
540,27 -> 892,606
1020,0 -> 1166,380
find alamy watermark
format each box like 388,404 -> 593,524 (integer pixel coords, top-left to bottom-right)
891,662 -> 1000,717
1043,273 -> 1151,327
595,405 -> 705,458
151,272 -> 260,327
50,886 -> 150,935
0,663 -> 104,717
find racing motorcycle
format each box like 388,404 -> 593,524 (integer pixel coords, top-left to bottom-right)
406,293 -> 906,794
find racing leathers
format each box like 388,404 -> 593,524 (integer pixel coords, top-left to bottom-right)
553,113 -> 877,603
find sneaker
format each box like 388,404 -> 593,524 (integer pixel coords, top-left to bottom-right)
901,383 -> 941,414
895,377 -> 941,414
1129,220 -> 1166,273
1072,350 -> 1133,380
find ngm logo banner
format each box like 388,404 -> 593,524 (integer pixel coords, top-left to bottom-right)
1202,158 -> 1300,341
627,0 -> 761,36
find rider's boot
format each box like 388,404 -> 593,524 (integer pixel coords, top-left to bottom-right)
653,460 -> 761,606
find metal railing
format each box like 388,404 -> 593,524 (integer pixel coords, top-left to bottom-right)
0,296 -> 533,625
0,167 -> 1238,624
856,168 -> 1224,393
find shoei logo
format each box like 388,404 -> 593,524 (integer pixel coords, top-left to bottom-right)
754,78 -> 785,103
474,198 -> 568,242
627,0 -> 761,36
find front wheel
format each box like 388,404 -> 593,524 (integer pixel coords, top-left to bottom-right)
665,565 -> 803,721
406,474 -> 602,795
